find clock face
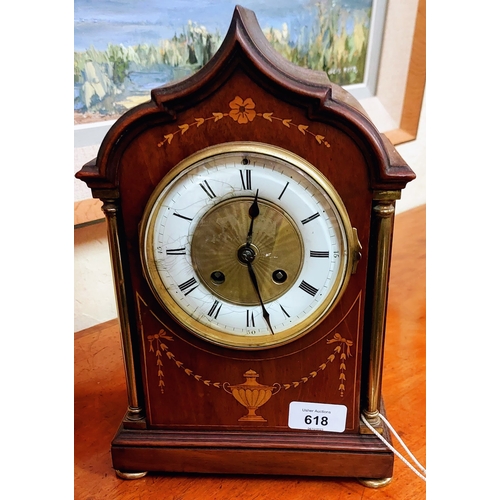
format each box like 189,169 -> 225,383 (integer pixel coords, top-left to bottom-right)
140,142 -> 356,349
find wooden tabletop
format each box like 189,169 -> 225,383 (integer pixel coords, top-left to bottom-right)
75,204 -> 426,499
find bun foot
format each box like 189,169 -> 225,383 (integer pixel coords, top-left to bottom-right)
115,470 -> 148,480
358,477 -> 392,488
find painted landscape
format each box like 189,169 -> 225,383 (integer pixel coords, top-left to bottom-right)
74,0 -> 373,124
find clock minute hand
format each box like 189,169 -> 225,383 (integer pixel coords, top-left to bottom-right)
246,261 -> 275,335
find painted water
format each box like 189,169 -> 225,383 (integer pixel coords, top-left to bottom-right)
74,0 -> 374,122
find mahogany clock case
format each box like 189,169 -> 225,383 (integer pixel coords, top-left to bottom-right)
76,6 -> 415,480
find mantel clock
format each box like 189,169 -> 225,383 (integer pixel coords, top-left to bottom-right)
76,6 -> 415,486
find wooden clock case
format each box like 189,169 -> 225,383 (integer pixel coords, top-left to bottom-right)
76,5 -> 415,484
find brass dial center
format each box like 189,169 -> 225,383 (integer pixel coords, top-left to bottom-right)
191,197 -> 304,306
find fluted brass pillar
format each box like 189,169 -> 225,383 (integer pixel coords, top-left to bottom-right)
362,190 -> 400,429
102,200 -> 144,421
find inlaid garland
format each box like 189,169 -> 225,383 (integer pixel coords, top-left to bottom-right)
158,96 -> 331,149
148,328 -> 353,398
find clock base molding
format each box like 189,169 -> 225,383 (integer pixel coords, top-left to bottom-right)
110,424 -> 394,480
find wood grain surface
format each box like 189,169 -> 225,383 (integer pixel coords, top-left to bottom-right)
74,204 -> 426,499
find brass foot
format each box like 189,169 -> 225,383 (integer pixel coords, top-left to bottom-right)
358,477 -> 392,488
115,470 -> 148,480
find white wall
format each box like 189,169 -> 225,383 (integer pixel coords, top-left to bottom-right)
395,91 -> 426,214
74,221 -> 116,331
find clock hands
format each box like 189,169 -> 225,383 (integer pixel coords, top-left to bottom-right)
245,189 -> 259,247
246,260 -> 274,335
238,190 -> 274,335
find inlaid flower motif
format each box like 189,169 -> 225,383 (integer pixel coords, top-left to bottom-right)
229,96 -> 256,124
158,95 -> 330,149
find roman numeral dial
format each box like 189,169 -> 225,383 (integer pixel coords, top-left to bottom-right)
141,143 -> 356,349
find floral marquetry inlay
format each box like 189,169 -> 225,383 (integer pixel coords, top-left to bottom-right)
148,325 -> 354,421
147,329 -> 223,394
158,96 -> 331,148
283,333 -> 353,397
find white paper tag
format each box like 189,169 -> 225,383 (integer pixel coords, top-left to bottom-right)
288,401 -> 347,433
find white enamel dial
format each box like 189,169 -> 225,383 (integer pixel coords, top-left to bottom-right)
140,142 -> 357,349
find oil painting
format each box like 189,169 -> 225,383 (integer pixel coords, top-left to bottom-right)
74,0 -> 375,124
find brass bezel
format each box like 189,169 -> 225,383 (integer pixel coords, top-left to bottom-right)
139,142 -> 358,350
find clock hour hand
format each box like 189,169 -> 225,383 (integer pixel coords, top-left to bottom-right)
246,261 -> 274,335
245,189 -> 259,247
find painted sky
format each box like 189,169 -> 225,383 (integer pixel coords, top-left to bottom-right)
74,0 -> 373,51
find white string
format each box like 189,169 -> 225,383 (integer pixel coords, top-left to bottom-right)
360,414 -> 426,482
378,413 -> 426,474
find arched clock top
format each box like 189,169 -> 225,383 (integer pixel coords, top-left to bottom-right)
150,5 -> 360,112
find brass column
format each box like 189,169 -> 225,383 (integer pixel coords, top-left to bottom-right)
363,190 -> 400,428
102,200 -> 144,421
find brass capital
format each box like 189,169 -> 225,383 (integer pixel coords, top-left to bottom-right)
373,202 -> 395,218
